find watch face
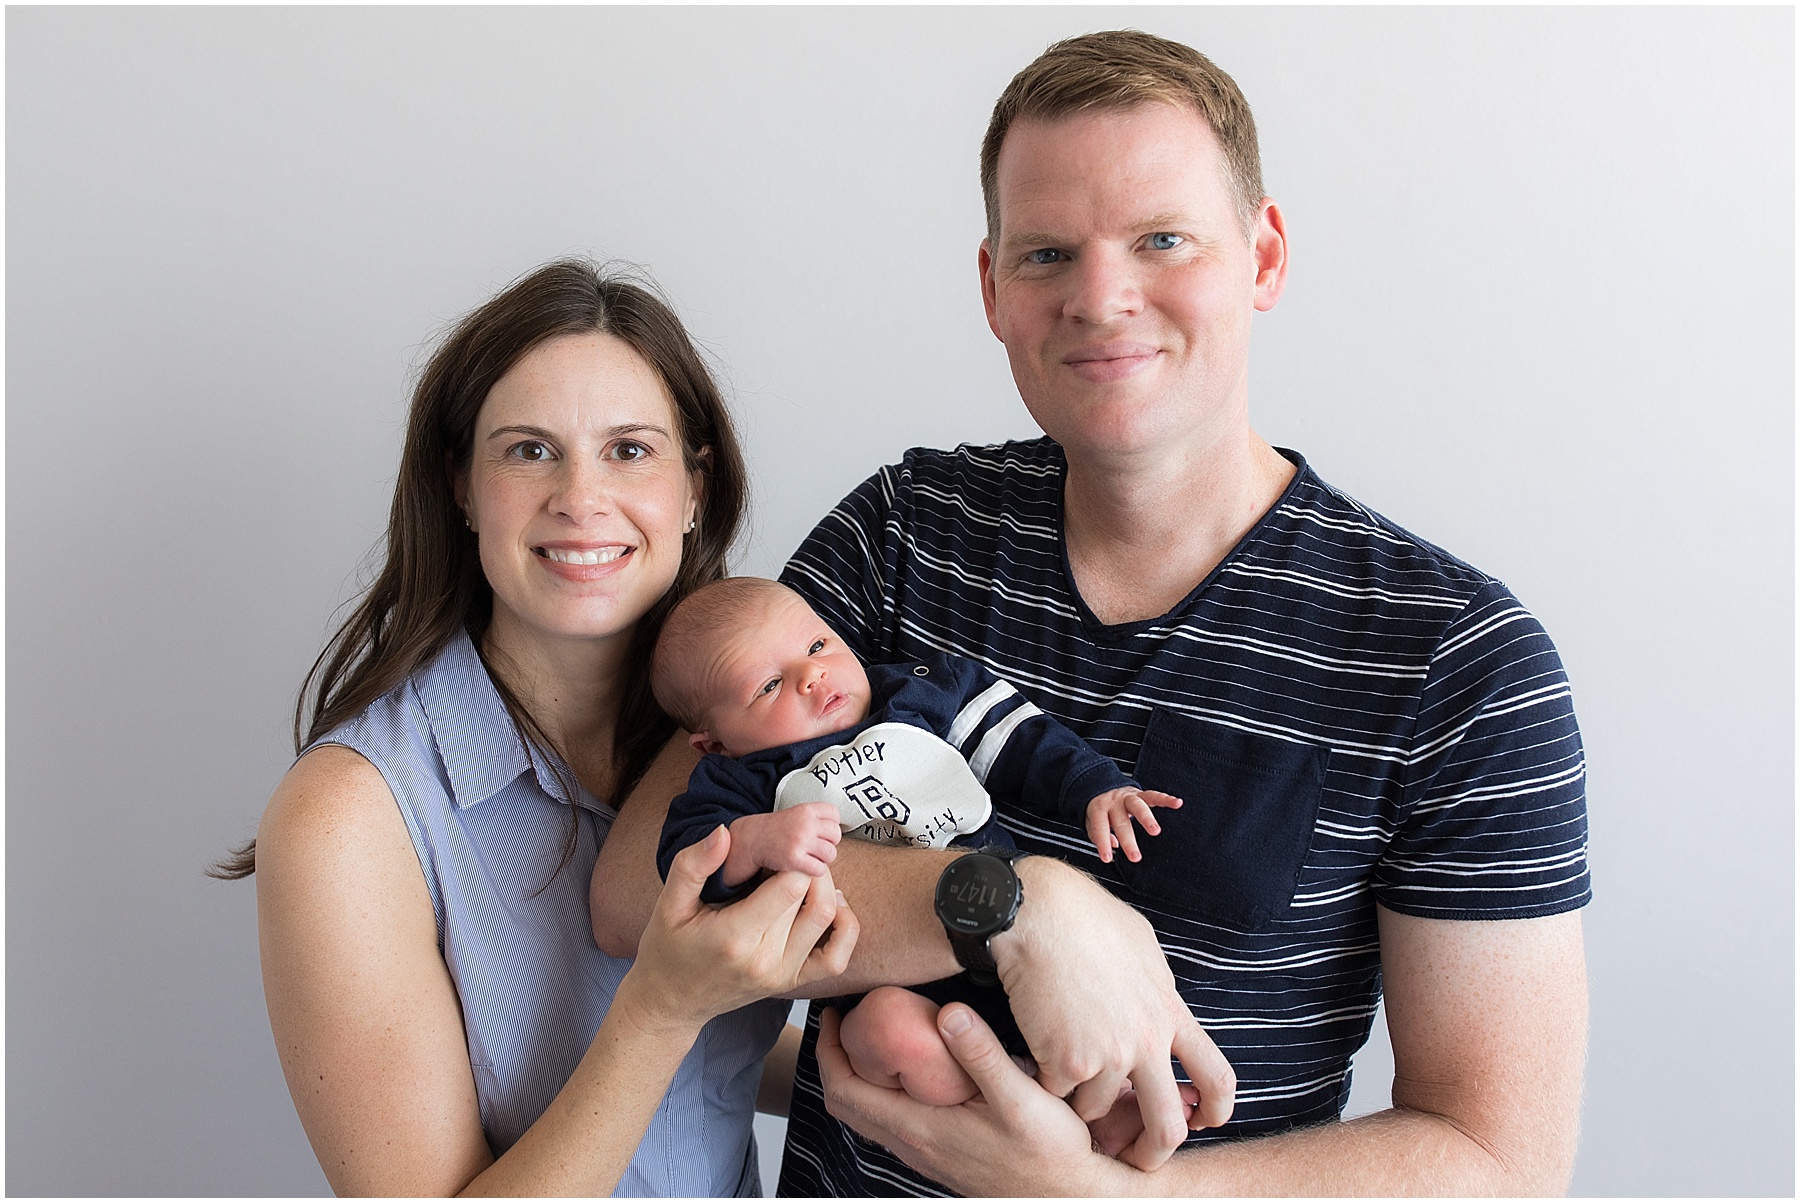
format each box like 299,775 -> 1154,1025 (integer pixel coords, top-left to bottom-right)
935,853 -> 1022,936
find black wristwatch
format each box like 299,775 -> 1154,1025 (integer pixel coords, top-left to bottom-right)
934,848 -> 1027,986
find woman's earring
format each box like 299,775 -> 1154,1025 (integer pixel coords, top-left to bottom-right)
685,517 -> 696,534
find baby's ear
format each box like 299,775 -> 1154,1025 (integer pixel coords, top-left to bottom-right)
687,729 -> 727,756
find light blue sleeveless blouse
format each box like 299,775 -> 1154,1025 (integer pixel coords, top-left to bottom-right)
311,630 -> 787,1196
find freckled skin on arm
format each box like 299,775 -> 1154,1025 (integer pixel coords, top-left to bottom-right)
258,748 -> 495,1196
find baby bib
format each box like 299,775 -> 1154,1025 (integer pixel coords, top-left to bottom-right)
773,721 -> 992,848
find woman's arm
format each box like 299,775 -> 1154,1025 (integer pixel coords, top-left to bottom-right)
260,746 -> 854,1196
258,748 -> 493,1195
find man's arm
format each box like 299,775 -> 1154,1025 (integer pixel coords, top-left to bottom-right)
819,905 -> 1588,1196
593,736 -> 697,958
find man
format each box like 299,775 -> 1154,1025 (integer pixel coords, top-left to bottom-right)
771,29 -> 1590,1196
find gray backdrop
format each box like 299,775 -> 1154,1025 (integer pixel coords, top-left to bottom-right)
7,7 -> 1792,1197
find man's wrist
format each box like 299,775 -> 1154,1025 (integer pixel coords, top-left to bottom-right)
987,853 -> 1071,971
1085,1149 -> 1155,1197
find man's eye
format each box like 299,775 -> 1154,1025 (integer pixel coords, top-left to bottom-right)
1148,232 -> 1184,250
1028,248 -> 1064,265
510,441 -> 552,462
758,677 -> 780,697
808,640 -> 826,655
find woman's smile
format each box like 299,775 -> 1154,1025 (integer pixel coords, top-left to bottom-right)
534,542 -> 635,581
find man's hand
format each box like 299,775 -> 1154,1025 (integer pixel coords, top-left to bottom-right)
721,804 -> 842,887
817,1002 -> 1139,1197
992,856 -> 1235,1169
1086,1083 -> 1202,1159
1084,787 -> 1182,864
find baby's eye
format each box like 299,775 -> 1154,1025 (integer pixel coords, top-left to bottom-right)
1147,232 -> 1184,250
509,440 -> 553,462
808,639 -> 826,655
757,677 -> 780,698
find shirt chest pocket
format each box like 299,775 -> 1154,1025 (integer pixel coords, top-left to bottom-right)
1118,708 -> 1329,930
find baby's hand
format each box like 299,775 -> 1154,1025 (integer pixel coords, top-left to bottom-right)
1084,787 -> 1183,864
720,804 -> 843,887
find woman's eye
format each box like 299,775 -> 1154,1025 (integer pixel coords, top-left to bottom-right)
612,440 -> 651,462
808,640 -> 826,655
757,677 -> 780,697
1148,232 -> 1184,251
510,441 -> 552,462
1028,248 -> 1064,265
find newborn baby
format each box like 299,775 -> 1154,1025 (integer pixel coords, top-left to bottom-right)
652,577 -> 1192,1145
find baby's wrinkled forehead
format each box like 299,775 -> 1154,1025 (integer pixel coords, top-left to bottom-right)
689,591 -> 802,696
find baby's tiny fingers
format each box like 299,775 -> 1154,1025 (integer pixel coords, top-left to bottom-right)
1125,796 -> 1162,837
1086,807 -> 1116,864
1114,815 -> 1144,862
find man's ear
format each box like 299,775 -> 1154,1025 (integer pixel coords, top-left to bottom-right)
688,729 -> 726,756
978,239 -> 1004,343
1251,197 -> 1289,313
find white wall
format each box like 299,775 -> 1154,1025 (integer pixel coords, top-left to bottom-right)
7,8 -> 1791,1196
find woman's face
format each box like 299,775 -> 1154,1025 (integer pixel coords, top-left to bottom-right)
458,331 -> 699,653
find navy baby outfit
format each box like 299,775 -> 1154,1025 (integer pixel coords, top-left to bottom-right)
656,651 -> 1130,903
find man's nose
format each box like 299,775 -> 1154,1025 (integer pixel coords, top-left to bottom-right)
1062,248 -> 1142,325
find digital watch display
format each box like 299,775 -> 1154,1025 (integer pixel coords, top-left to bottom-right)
933,849 -> 1025,985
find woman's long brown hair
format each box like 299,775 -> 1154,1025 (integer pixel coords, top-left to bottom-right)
210,260 -> 746,879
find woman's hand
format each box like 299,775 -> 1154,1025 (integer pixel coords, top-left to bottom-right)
615,825 -> 859,1035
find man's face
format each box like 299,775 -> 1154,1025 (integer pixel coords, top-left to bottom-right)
980,102 -> 1286,464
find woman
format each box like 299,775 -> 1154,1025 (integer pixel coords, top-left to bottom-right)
219,260 -> 854,1194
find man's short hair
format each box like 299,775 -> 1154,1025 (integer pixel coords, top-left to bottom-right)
652,576 -> 796,733
980,29 -> 1265,244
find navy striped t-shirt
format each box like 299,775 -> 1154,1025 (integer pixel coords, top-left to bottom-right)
776,439 -> 1589,1197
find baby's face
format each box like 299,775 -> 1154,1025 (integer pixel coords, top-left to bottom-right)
690,590 -> 873,757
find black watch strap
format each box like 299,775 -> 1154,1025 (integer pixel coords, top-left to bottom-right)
948,928 -> 1000,983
